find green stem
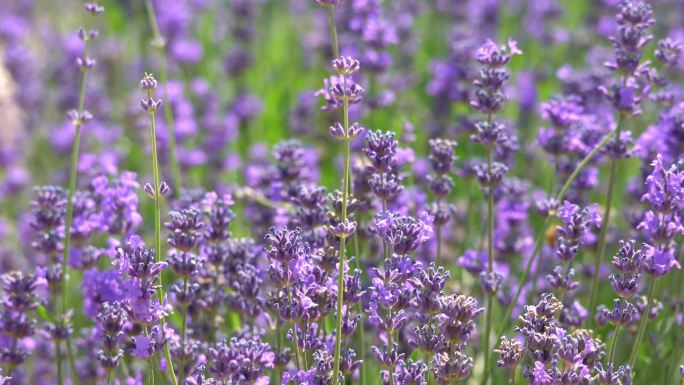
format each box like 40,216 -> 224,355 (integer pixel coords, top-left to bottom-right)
511,365 -> 518,385
588,114 -> 624,321
629,278 -> 657,367
326,6 -> 340,59
287,288 -> 304,369
480,145 -> 495,385
436,224 -> 442,265
144,0 -> 182,194
332,70 -> 352,385
107,370 -> 114,385
147,97 -> 179,385
148,360 -> 155,385
275,317 -> 283,382
59,38 -> 92,385
65,336 -> 80,385
179,278 -> 188,382
608,325 -> 621,364
56,340 -> 63,385
355,240 -> 367,385
387,307 -> 395,385
480,294 -> 494,385
491,129 -> 616,351
436,195 -> 443,265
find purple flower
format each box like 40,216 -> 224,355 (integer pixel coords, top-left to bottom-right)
130,324 -> 173,360
432,350 -> 473,383
494,336 -> 523,368
641,155 -> 684,213
209,336 -> 274,383
374,212 -> 433,255
640,243 -> 680,277
81,268 -> 125,319
655,38 -> 682,67
475,39 -> 522,67
91,172 -> 142,235
529,361 -> 554,385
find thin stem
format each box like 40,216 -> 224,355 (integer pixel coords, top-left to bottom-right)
355,240 -> 367,385
588,114 -> 624,321
107,371 -> 114,385
144,0 -> 182,193
147,96 -> 179,385
302,333 -> 309,369
62,39 -> 89,311
480,294 -> 494,385
326,6 -> 340,59
491,130 -> 617,353
148,107 -> 163,302
511,365 -> 518,385
608,325 -> 621,364
332,70 -> 351,385
56,340 -> 63,385
387,307 -> 395,385
427,352 -> 434,385
436,197 -> 443,264
486,149 -> 494,275
287,288 -> 304,369
148,360 -> 155,385
628,278 -> 657,367
275,317 -> 283,381
357,300 -> 366,385
179,278 -> 188,382
65,336 -> 80,385
480,145 -> 495,385
59,37 -> 92,385
436,225 -> 442,265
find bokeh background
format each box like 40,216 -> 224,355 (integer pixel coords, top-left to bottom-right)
1,0 -> 684,384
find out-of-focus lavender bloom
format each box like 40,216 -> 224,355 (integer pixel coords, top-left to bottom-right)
208,336 -> 274,384
114,235 -> 170,326
96,301 -> 126,372
374,212 -> 433,255
0,269 -> 46,370
432,350 -> 474,383
91,172 -> 142,236
654,38 -> 682,67
637,155 -> 683,277
494,336 -> 523,368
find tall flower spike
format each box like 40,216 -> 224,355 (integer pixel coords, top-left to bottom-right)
139,70 -> 179,385
589,0 -> 658,324
470,38 -> 521,385
57,5 -> 105,383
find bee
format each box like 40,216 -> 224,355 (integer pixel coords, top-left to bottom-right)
546,225 -> 558,246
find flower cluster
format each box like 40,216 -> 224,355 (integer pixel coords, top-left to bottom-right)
0,270 -> 46,371
638,155 -> 683,277
4,1 -> 684,384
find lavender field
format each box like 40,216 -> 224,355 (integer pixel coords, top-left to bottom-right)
1,0 -> 684,384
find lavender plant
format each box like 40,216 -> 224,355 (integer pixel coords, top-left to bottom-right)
0,1 -> 683,385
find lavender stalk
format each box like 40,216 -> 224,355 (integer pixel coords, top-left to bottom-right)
144,0 -> 183,194
628,278 -> 656,366
589,0 -> 656,319
140,73 -> 179,385
469,39 -> 521,385
495,128 -> 617,336
59,4 -> 104,384
588,113 -> 624,318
